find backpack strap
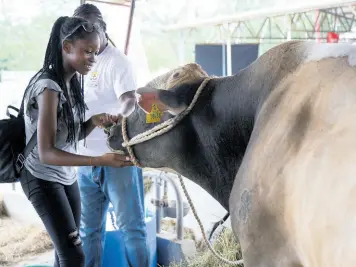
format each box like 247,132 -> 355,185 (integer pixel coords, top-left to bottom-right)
15,71 -> 60,173
24,130 -> 38,159
6,105 -> 19,119
15,129 -> 37,173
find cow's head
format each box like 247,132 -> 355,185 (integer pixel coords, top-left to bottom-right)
108,63 -> 252,208
107,63 -> 210,171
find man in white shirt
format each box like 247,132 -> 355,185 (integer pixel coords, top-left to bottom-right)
73,4 -> 149,267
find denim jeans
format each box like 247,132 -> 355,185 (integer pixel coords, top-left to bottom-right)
78,166 -> 149,267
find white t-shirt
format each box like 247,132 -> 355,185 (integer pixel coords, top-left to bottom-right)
78,44 -> 137,156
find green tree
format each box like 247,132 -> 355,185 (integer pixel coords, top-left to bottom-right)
0,0 -> 78,71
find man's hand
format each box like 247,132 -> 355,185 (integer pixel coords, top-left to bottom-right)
91,113 -> 122,129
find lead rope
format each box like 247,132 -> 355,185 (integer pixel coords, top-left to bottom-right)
177,173 -> 243,266
122,117 -> 143,168
117,77 -> 243,266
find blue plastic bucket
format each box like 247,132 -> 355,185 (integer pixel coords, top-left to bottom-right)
102,208 -> 157,267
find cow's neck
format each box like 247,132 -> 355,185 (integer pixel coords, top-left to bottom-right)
173,73 -> 265,210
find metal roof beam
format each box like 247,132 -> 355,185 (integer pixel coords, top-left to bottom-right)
174,8 -> 356,44
162,1 -> 356,31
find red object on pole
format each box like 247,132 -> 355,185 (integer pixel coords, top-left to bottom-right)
327,32 -> 339,43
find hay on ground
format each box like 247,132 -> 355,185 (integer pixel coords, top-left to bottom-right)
0,194 -> 6,217
169,228 -> 242,267
144,176 -> 154,195
160,219 -> 196,241
0,195 -> 53,266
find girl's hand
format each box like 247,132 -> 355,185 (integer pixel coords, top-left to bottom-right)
95,153 -> 134,168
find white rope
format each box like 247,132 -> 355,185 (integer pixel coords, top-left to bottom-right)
116,77 -> 244,266
177,174 -> 243,266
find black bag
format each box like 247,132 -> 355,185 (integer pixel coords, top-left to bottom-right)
0,72 -> 58,183
0,103 -> 37,183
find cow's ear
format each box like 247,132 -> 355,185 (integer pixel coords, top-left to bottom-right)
117,90 -> 137,117
136,87 -> 187,115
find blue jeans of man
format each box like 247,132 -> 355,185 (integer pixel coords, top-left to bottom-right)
78,166 -> 149,267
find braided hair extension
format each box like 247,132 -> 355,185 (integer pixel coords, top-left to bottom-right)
73,3 -> 116,47
24,16 -> 99,145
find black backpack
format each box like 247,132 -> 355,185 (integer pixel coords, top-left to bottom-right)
0,72 -> 57,183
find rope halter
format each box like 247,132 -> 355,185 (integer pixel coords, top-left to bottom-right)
119,77 -> 212,168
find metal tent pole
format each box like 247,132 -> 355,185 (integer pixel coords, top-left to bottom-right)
124,0 -> 136,55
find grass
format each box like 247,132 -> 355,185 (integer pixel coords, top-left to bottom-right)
169,228 -> 242,267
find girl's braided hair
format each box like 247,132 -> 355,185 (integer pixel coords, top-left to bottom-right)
25,16 -> 100,144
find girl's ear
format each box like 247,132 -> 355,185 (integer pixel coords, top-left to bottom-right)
62,40 -> 72,54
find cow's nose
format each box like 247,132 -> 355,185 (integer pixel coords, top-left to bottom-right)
107,134 -> 125,151
108,134 -> 117,143
109,125 -> 118,138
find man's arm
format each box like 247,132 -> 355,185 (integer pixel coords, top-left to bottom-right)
111,56 -> 138,116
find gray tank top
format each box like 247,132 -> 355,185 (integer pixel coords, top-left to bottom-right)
23,78 -> 81,185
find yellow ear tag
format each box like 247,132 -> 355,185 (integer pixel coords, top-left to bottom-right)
146,103 -> 163,124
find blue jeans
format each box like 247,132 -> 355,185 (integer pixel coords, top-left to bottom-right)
78,166 -> 149,267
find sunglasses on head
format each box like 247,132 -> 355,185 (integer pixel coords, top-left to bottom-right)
63,21 -> 101,41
